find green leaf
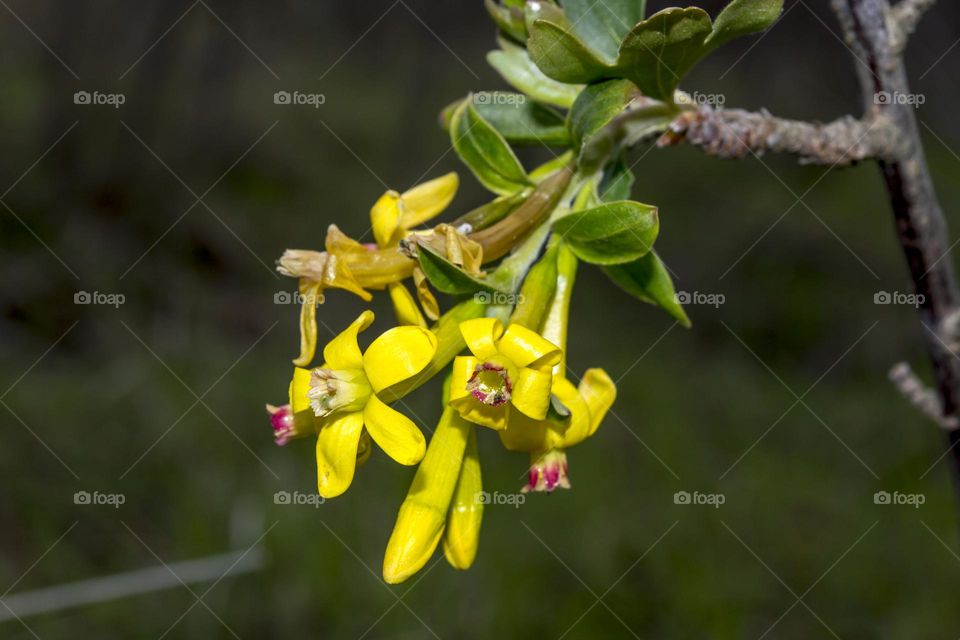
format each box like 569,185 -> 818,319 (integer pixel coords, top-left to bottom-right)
417,243 -> 506,296
486,38 -> 582,108
603,251 -> 690,326
450,99 -> 531,196
484,0 -> 527,43
568,78 -> 639,151
470,93 -> 570,146
597,154 -> 634,202
578,102 -> 677,171
552,200 -> 659,265
527,18 -> 615,84
706,0 -> 784,48
617,7 -> 712,101
563,0 -> 647,62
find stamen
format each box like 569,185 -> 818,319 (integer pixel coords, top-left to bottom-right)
308,368 -> 371,417
466,362 -> 512,406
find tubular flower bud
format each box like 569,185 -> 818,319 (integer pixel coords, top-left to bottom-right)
383,406 -> 472,584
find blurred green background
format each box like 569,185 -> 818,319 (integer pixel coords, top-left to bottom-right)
3,0 -> 960,637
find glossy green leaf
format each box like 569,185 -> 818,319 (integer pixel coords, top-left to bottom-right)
527,17 -> 615,84
552,200 -> 659,264
597,154 -> 635,202
568,78 -> 639,151
450,99 -> 531,196
470,93 -> 570,146
417,243 -> 507,296
564,0 -> 647,62
617,7 -> 712,101
484,0 -> 527,43
604,251 -> 690,326
486,38 -> 582,108
706,0 -> 784,48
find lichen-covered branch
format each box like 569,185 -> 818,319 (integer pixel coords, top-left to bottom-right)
657,106 -> 901,166
831,0 -> 960,500
889,0 -> 937,53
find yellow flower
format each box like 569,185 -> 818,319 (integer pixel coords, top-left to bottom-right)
370,173 -> 459,327
370,172 -> 459,248
499,369 -> 616,491
496,241 -> 616,491
289,310 -> 438,498
448,318 -> 561,430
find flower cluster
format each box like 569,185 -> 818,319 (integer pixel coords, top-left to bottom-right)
269,170 -> 622,583
262,0 -> 780,583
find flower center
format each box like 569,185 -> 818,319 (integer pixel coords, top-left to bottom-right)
308,368 -> 372,417
467,362 -> 512,407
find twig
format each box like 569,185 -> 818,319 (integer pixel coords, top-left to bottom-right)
829,0 -> 960,500
657,106 -> 901,166
889,0 -> 937,53
889,362 -> 959,429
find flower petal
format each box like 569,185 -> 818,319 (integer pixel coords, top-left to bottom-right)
399,172 -> 459,228
387,282 -> 426,327
413,266 -> 440,321
292,280 -> 322,367
443,426 -> 483,570
497,324 -> 562,371
459,317 -> 504,361
449,395 -> 509,430
315,410 -> 364,498
370,191 -> 403,247
510,366 -> 553,420
356,428 -> 373,466
363,326 -> 438,393
363,394 -> 426,465
289,366 -> 313,414
498,407 -> 550,451
550,376 -> 590,447
449,355 -> 478,403
580,368 -> 617,438
323,310 -> 374,370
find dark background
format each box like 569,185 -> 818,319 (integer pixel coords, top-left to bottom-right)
2,0 -> 960,637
